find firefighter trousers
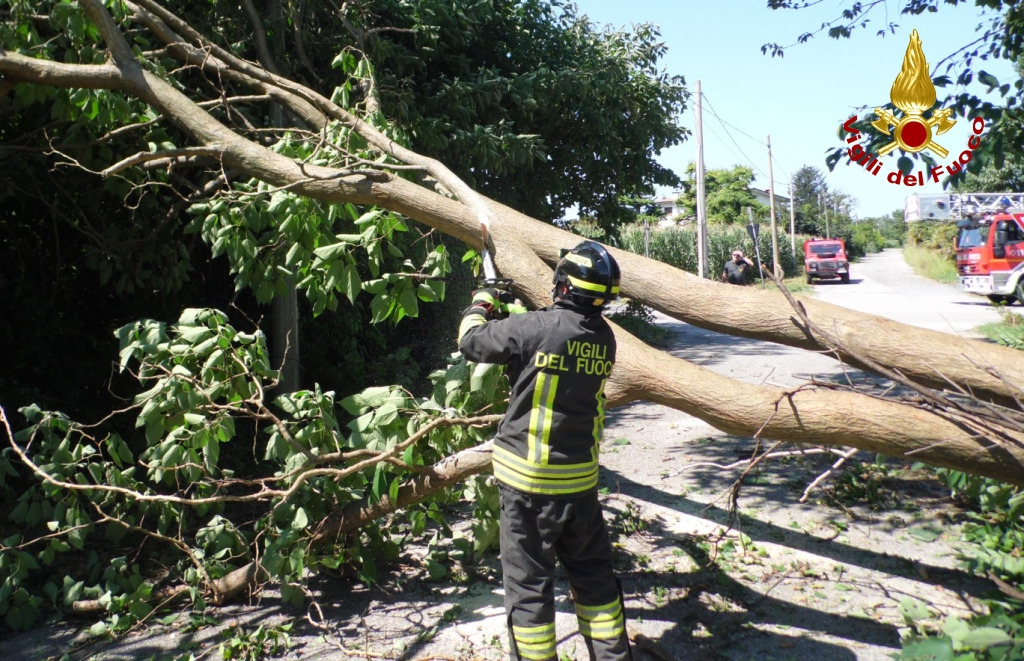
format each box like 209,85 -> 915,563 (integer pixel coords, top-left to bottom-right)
498,485 -> 632,661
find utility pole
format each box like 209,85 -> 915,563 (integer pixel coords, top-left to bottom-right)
747,207 -> 766,289
826,195 -> 832,238
766,135 -> 780,278
788,176 -> 796,255
695,80 -> 708,279
818,192 -> 830,239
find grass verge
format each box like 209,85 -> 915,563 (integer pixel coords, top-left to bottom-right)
902,244 -> 959,283
977,308 -> 1024,349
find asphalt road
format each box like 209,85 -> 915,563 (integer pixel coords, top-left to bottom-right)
809,247 -> 1005,336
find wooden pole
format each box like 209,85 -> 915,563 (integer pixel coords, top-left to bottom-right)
766,135 -> 780,278
789,176 -> 796,255
695,80 -> 708,279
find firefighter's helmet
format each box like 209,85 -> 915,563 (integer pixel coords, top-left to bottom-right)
553,240 -> 620,305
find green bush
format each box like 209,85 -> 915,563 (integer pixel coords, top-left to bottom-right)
907,221 -> 959,261
617,223 -> 801,281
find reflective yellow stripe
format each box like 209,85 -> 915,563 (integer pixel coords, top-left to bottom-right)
493,447 -> 598,495
568,274 -> 620,296
537,373 -> 558,464
527,373 -> 555,464
513,623 -> 555,659
575,599 -> 625,640
592,378 -> 608,448
493,446 -> 598,475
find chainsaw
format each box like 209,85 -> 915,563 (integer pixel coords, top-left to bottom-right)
477,211 -> 515,294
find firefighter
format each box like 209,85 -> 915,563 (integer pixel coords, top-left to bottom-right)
457,240 -> 632,661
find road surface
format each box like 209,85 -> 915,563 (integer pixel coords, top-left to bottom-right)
810,247 -> 1004,336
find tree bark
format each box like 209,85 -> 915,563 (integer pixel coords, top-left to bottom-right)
1,1 -> 1022,488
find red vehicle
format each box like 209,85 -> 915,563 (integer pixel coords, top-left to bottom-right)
955,210 -> 1024,304
803,238 -> 850,284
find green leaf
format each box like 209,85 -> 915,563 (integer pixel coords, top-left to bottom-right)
978,70 -> 1000,89
908,526 -> 941,542
900,637 -> 954,661
341,386 -> 394,413
202,435 -> 220,470
418,281 -> 445,303
341,263 -> 361,302
369,293 -> 392,323
426,559 -> 447,579
961,627 -> 1013,650
371,464 -> 386,503
313,242 -> 351,261
397,282 -> 419,318
291,507 -> 309,530
470,362 -> 504,398
375,402 -> 399,426
267,191 -> 293,214
900,598 -> 933,622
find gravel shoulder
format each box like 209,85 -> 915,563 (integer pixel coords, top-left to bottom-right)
3,249 -> 1001,661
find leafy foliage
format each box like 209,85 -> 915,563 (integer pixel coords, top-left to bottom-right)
0,0 -> 689,432
908,220 -> 960,260
0,309 -> 506,631
677,164 -> 766,225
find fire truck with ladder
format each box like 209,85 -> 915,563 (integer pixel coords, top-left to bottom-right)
905,193 -> 1024,305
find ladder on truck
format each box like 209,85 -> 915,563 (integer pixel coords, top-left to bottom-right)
905,193 -> 1024,221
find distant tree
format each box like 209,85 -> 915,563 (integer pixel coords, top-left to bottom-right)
875,209 -> 909,246
678,164 -> 765,224
790,165 -> 829,234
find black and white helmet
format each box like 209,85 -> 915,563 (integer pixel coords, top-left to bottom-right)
552,240 -> 621,305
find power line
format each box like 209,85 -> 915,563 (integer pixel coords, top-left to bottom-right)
700,93 -> 766,146
698,91 -> 770,180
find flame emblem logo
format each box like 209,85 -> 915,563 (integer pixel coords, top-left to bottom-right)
871,30 -> 956,158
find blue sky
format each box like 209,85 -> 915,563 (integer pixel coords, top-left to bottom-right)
572,1 -> 1017,218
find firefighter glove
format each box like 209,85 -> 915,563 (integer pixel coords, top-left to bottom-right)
471,287 -> 516,319
505,300 -> 528,315
458,288 -> 504,344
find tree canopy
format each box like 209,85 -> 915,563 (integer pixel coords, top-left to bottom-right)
358,0 -> 690,227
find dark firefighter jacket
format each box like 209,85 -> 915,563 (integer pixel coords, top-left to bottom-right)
458,298 -> 616,497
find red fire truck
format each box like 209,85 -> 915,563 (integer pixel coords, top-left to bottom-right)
905,193 -> 1024,305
